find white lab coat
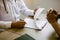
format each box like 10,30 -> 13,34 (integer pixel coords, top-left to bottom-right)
0,0 -> 34,28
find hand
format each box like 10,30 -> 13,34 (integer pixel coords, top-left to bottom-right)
28,8 -> 38,19
11,20 -> 26,28
46,8 -> 58,24
34,8 -> 38,14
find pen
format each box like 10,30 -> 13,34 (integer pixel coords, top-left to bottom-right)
25,27 -> 41,31
3,0 -> 8,13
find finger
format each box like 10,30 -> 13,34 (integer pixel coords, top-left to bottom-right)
47,8 -> 53,13
51,10 -> 58,18
57,14 -> 60,18
34,8 -> 38,12
47,9 -> 58,17
34,8 -> 38,14
24,21 -> 26,24
47,13 -> 52,17
20,19 -> 24,21
52,9 -> 58,15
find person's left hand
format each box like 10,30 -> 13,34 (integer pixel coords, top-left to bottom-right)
29,8 -> 38,19
46,8 -> 58,24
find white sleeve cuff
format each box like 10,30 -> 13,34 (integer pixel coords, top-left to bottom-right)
5,21 -> 12,28
25,9 -> 34,16
0,21 -> 12,28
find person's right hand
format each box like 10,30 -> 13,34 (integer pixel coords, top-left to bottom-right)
28,8 -> 38,19
11,20 -> 26,28
46,8 -> 58,24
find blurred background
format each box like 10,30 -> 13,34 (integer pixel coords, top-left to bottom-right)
20,0 -> 60,19
24,0 -> 60,11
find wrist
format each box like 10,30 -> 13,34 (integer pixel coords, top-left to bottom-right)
50,22 -> 58,26
28,15 -> 34,19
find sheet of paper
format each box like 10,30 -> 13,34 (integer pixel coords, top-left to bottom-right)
35,20 -> 47,29
34,8 -> 45,20
24,18 -> 38,29
24,18 -> 47,30
34,8 -> 46,30
24,8 -> 47,30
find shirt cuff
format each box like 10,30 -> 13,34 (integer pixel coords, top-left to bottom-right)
0,21 -> 12,28
5,21 -> 12,28
25,9 -> 34,16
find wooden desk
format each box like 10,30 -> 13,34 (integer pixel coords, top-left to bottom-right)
0,14 -> 58,40
0,22 -> 57,40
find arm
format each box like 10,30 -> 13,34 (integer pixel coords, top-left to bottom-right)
0,1 -> 26,29
16,0 -> 34,16
47,9 -> 60,37
51,22 -> 60,37
0,21 -> 26,28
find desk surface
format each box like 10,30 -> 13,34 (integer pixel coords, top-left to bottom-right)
0,23 -> 57,40
0,14 -> 58,40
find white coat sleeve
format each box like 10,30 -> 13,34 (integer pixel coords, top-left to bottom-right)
0,1 -> 12,28
16,0 -> 34,16
0,21 -> 12,28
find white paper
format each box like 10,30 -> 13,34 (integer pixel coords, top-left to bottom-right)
24,8 -> 47,30
24,18 -> 38,29
35,20 -> 47,29
34,8 -> 45,20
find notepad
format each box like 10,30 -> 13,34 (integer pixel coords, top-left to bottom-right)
24,8 -> 47,30
34,8 -> 45,20
24,18 -> 39,30
24,18 -> 47,30
15,34 -> 35,40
